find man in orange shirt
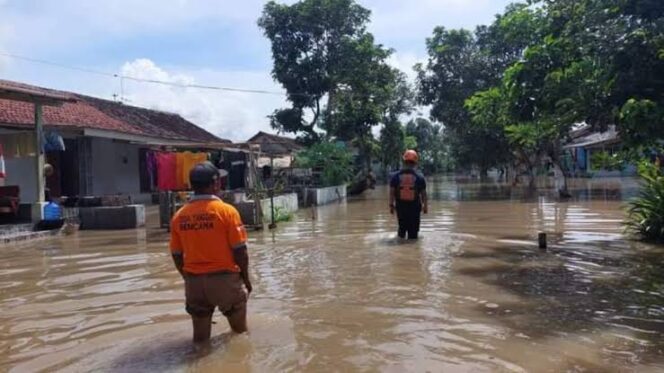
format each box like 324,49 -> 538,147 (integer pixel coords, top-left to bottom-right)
170,162 -> 252,342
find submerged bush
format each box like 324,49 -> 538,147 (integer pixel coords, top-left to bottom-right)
294,142 -> 354,187
626,161 -> 664,242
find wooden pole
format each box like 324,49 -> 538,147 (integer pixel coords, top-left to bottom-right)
538,232 -> 547,249
34,103 -> 45,203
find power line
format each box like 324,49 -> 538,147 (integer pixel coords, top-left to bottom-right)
0,52 -> 114,77
0,51 -> 290,97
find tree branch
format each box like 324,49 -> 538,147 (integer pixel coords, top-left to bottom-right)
308,98 -> 321,128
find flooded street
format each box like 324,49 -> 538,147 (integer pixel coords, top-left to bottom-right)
2,177 -> 664,372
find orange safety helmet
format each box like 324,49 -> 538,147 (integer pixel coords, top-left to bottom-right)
403,150 -> 419,163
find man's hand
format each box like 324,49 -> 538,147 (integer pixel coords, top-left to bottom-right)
243,277 -> 253,294
423,205 -> 428,214
389,204 -> 395,215
172,253 -> 185,278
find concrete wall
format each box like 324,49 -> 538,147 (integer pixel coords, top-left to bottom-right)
90,138 -> 141,196
79,205 -> 146,230
305,185 -> 347,206
236,193 -> 299,226
260,193 -> 298,221
4,156 -> 38,203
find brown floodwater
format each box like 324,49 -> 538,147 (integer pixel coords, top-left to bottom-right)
2,177 -> 664,372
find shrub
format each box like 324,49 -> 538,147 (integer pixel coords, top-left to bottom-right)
626,161 -> 664,242
294,142 -> 354,187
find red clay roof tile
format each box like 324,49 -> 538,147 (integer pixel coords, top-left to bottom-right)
0,79 -> 228,144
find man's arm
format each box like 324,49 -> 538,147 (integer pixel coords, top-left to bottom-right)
389,173 -> 398,214
169,220 -> 185,278
233,245 -> 252,294
421,189 -> 428,214
420,176 -> 428,214
172,253 -> 185,277
227,208 -> 252,293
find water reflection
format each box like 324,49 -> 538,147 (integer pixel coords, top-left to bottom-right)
1,177 -> 663,372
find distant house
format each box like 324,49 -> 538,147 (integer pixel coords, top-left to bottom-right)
247,131 -> 303,155
246,131 -> 303,168
0,79 -> 229,205
563,124 -> 636,177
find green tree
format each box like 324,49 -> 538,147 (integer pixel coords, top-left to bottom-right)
379,119 -> 406,172
417,3 -> 543,176
404,118 -> 447,173
468,0 -> 664,193
415,28 -> 509,175
323,63 -> 412,172
258,0 -> 372,143
259,0 -> 411,153
294,142 -> 354,186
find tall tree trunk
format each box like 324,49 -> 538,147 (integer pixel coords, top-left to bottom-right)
550,144 -> 571,198
480,166 -> 489,180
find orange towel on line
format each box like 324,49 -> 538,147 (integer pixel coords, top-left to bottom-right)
176,152 -> 209,190
184,152 -> 209,189
175,152 -> 187,190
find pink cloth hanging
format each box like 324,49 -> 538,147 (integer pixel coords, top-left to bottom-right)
156,152 -> 177,191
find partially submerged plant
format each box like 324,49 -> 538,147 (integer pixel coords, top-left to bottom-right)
626,161 -> 664,242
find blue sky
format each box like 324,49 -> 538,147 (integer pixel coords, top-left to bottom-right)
0,0 -> 514,141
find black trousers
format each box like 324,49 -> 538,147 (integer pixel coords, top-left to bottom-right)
396,202 -> 421,239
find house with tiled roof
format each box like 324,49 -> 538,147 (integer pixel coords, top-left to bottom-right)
245,131 -> 303,169
0,79 -> 229,204
247,131 -> 303,156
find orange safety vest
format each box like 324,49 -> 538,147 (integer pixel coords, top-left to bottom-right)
397,171 -> 418,202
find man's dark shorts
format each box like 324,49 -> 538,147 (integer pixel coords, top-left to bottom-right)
184,272 -> 247,318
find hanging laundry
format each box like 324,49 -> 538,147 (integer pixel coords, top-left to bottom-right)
0,144 -> 5,179
146,151 -> 157,190
181,152 -> 209,189
175,152 -> 187,190
156,152 -> 177,191
44,131 -> 66,152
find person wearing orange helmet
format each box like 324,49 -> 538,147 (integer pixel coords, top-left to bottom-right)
389,150 -> 428,239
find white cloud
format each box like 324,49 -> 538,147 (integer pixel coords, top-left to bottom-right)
364,0 -> 513,78
119,59 -> 286,142
365,0 -> 510,41
387,52 -> 424,82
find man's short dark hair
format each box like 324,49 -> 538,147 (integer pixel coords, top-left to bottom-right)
189,162 -> 219,191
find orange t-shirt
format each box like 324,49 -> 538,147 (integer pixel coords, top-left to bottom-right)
169,196 -> 247,274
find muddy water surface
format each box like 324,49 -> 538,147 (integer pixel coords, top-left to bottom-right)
2,177 -> 664,372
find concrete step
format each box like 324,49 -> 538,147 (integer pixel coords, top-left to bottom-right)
0,223 -> 33,238
0,229 -> 60,245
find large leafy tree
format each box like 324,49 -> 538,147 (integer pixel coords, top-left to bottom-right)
322,48 -> 412,170
258,0 -> 371,143
467,0 -> 664,191
417,3 -> 543,176
537,0 -> 664,149
259,0 -> 410,153
415,29 -> 502,174
379,119 -> 406,172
